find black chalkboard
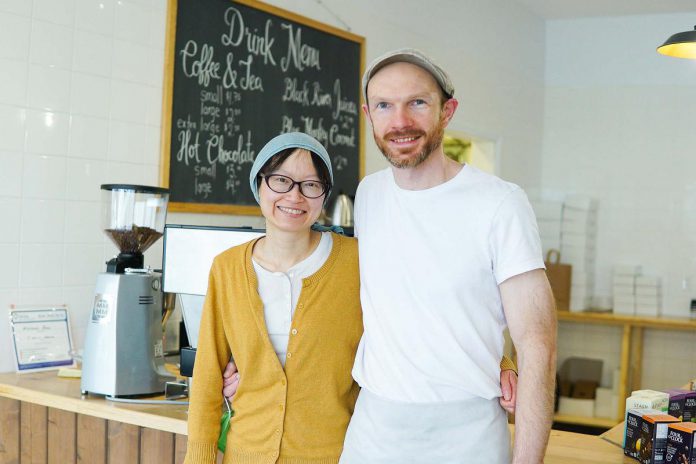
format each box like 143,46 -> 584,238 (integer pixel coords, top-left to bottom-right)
160,0 -> 365,215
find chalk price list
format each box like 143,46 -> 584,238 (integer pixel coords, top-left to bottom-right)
171,4 -> 359,204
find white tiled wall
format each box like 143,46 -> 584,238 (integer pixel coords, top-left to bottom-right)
544,14 -> 696,391
0,0 -> 167,372
0,0 -> 548,373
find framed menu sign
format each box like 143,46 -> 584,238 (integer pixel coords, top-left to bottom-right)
160,0 -> 365,215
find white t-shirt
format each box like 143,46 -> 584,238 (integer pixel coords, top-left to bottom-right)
252,232 -> 332,367
352,165 -> 544,402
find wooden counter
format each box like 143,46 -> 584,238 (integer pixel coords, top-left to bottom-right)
0,370 -> 192,464
0,370 -> 633,463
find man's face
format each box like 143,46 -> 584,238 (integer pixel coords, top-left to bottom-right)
364,62 -> 455,169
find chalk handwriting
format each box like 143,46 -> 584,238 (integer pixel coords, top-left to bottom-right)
332,79 -> 357,119
206,131 -> 256,165
221,8 -> 277,66
176,129 -> 200,165
280,23 -> 321,72
180,40 -> 220,86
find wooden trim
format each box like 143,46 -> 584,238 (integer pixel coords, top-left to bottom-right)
359,31 -> 366,180
48,408 -> 76,464
629,327 -> 644,394
233,0 -> 364,44
21,402 -> 47,463
617,324 -> 631,421
557,311 -> 696,330
107,421 -> 140,463
141,428 -> 174,463
159,0 -> 178,191
77,415 -> 107,464
553,414 -> 619,428
0,397 -> 20,464
168,201 -> 261,216
174,433 -> 187,464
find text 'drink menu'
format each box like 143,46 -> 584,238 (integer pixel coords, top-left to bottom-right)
163,0 -> 364,212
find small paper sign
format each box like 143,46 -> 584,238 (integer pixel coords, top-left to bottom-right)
9,306 -> 75,372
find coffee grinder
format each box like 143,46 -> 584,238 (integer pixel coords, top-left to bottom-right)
81,184 -> 173,397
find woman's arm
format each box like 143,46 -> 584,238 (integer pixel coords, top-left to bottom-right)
184,261 -> 233,464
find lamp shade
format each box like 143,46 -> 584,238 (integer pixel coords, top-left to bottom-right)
657,26 -> 696,59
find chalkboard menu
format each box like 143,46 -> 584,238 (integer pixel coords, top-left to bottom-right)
160,0 -> 365,214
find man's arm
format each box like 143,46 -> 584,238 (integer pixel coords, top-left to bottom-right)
500,268 -> 557,464
222,360 -> 239,399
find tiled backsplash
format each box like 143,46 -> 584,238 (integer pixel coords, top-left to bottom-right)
0,0 -> 167,372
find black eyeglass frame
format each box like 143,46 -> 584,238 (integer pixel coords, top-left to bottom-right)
260,174 -> 330,199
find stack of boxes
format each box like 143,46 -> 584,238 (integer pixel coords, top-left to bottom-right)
560,195 -> 598,311
612,266 -> 663,317
533,200 -> 563,258
623,389 -> 696,463
613,265 -> 641,315
594,372 -> 620,419
635,276 -> 662,317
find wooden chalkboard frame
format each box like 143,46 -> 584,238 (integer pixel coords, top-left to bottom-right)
159,0 -> 365,215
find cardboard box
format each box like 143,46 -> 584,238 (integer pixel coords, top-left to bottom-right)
640,414 -> 680,464
558,397 -> 595,417
664,389 -> 696,422
594,387 -> 618,419
665,422 -> 696,464
624,409 -> 676,461
572,380 -> 598,399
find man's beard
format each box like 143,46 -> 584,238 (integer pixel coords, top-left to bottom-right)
374,115 -> 446,169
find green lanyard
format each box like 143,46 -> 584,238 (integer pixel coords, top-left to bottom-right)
218,396 -> 234,453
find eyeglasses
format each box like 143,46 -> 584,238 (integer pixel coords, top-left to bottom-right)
261,174 -> 328,199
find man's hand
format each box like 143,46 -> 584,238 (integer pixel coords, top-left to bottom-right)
500,268 -> 557,464
222,360 -> 240,400
499,368 -> 518,414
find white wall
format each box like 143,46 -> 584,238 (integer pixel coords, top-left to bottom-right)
543,13 -> 696,390
0,0 -> 545,372
0,0 -> 169,371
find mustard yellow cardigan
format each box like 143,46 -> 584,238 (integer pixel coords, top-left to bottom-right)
184,233 -> 516,464
185,234 -> 363,464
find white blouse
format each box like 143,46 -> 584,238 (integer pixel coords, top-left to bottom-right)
252,232 -> 332,367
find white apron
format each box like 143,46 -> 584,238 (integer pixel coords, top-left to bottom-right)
340,389 -> 511,464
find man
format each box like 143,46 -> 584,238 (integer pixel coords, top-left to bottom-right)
337,49 -> 556,463
224,49 -> 556,463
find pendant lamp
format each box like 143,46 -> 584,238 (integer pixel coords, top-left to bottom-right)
657,26 -> 696,59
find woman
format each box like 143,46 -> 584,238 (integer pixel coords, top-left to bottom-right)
185,132 -> 516,464
185,132 -> 362,464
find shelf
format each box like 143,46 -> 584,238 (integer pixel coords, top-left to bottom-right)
557,311 -> 696,331
553,414 -> 620,429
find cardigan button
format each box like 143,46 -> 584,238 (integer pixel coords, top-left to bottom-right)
286,352 -> 292,359
281,379 -> 286,386
291,328 -> 298,335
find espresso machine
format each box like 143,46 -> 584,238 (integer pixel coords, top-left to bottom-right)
81,184 -> 173,397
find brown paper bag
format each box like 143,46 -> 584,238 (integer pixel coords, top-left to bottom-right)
545,249 -> 571,311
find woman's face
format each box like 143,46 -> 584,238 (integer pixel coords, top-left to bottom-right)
259,148 -> 325,234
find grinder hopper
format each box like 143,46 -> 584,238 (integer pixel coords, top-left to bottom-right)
101,184 -> 169,273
